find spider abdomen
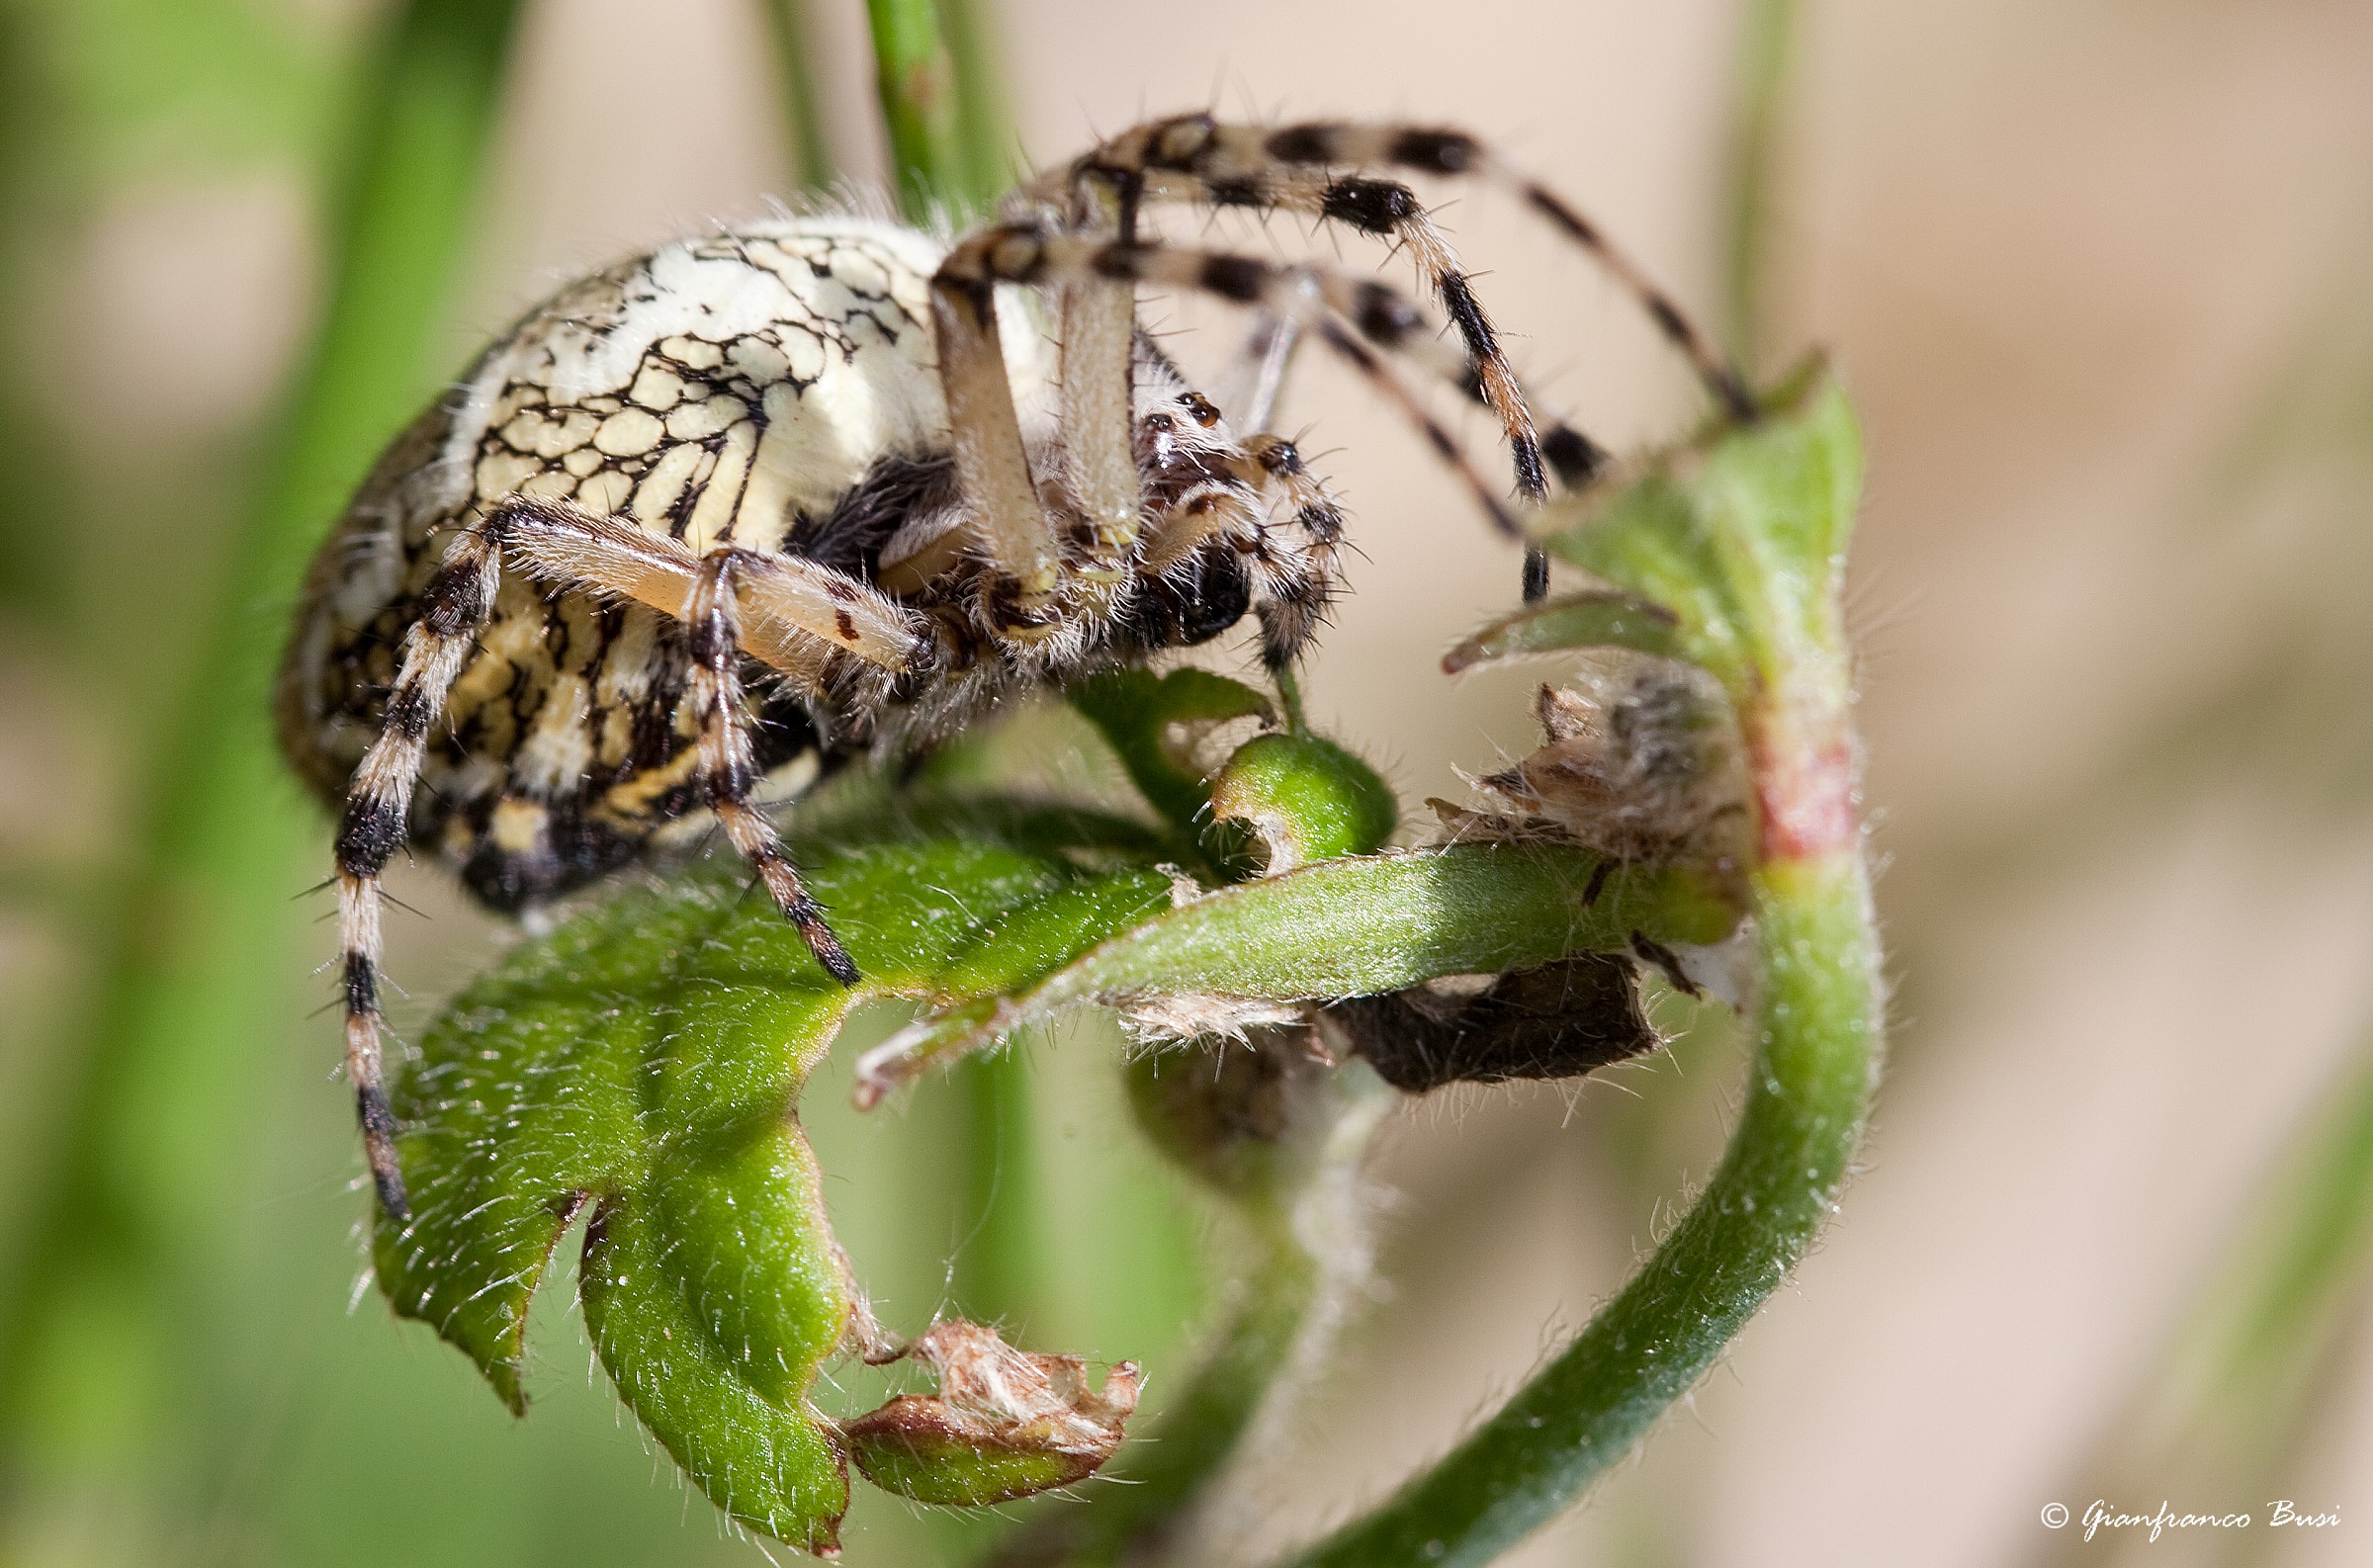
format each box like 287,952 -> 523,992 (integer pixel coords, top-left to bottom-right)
278,218 -> 1004,909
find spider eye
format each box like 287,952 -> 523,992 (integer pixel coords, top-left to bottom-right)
1180,392 -> 1222,428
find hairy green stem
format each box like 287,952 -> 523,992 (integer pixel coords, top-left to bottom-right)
1275,850 -> 1880,1568
0,0 -> 524,1478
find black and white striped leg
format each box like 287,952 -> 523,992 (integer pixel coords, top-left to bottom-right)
1241,432 -> 1346,671
1034,115 -> 1757,421
1047,143 -> 1547,505
334,527 -> 499,1220
684,551 -> 859,987
946,225 -> 1532,542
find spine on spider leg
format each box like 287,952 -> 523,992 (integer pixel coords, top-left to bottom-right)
686,557 -> 860,987
331,532 -> 498,1219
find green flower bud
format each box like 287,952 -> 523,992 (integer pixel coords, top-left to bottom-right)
1208,733 -> 1398,876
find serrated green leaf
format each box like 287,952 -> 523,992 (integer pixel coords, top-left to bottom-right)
1539,368 -> 1861,699
373,826 -> 1182,1548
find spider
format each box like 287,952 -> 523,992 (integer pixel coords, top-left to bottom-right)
274,114 -> 1750,1220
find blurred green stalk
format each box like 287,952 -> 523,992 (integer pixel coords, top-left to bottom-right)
757,0 -> 835,194
936,0 -> 1015,209
1721,0 -> 1799,374
853,0 -> 1054,1343
0,0 -> 524,1495
864,0 -> 974,219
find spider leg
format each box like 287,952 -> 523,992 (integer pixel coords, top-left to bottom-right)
1055,180 -> 1144,573
1218,288 -> 1608,603
1214,311 -> 1303,437
492,493 -> 925,682
921,242 -> 1069,637
1317,277 -> 1615,602
949,226 -> 1532,546
684,550 -> 860,986
1029,114 -> 1757,422
1237,432 -> 1345,671
1030,131 -> 1546,512
333,524 -> 500,1219
492,496 -> 891,982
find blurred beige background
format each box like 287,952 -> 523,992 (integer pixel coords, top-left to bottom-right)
5,0 -> 2372,1563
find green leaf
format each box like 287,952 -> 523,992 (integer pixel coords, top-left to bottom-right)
1069,666 -> 1276,855
1539,366 -> 1861,701
852,844 -> 1740,1103
1441,590 -> 1684,672
375,829 -> 1178,1549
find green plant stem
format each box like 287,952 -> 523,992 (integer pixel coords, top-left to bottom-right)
757,0 -> 835,193
853,0 -> 1049,1377
995,1073 -> 1387,1568
0,0 -> 523,1475
1721,0 -> 1800,373
863,0 -> 970,220
951,1050 -> 1053,1329
934,0 -> 1014,207
1273,849 -> 1881,1568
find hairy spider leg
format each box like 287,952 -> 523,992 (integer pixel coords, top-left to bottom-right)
1034,115 -> 1756,423
489,495 -> 902,983
924,241 -> 1070,637
1296,274 -> 1618,600
1005,229 -> 1530,537
493,493 -> 928,683
1031,131 -> 1547,509
333,524 -> 501,1220
333,498 -> 919,1216
1215,288 -> 1612,605
1054,177 -> 1143,572
1032,117 -> 1731,602
683,551 -> 860,987
1237,432 -> 1345,670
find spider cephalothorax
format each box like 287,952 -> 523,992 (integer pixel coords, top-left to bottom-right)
276,114 -> 1746,1218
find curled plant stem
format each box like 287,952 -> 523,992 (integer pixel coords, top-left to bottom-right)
1268,378 -> 1882,1568
1277,854 -> 1879,1568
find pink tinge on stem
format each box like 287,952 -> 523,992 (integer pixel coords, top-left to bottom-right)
1750,707 -> 1859,863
